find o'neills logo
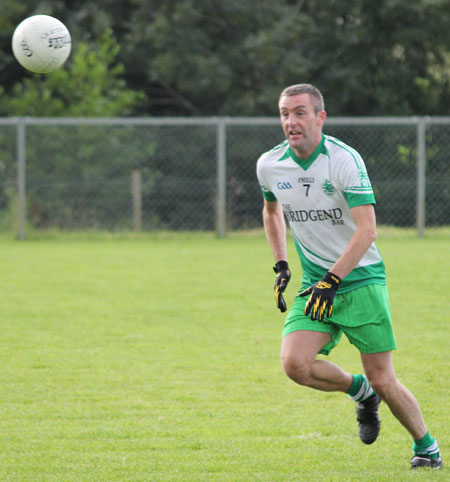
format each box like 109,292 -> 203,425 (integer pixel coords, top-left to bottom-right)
284,207 -> 344,224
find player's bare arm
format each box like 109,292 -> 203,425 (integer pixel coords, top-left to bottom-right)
329,204 -> 377,280
262,199 -> 288,263
263,199 -> 291,312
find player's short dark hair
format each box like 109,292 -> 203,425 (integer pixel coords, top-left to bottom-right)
279,84 -> 325,113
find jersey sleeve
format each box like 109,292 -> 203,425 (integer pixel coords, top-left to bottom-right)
256,155 -> 277,202
337,152 -> 376,208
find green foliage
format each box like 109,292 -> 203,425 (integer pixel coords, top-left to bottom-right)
24,123 -> 157,229
0,0 -> 31,90
425,124 -> 450,225
0,28 -> 144,116
0,233 -> 448,481
1,0 -> 450,116
120,0 -> 450,116
123,1 -> 315,115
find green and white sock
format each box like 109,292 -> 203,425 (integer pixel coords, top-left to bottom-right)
347,374 -> 375,402
413,432 -> 440,458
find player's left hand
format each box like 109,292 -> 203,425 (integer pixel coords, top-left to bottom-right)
299,271 -> 341,321
273,261 -> 291,313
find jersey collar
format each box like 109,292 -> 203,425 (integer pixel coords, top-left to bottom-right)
286,134 -> 329,170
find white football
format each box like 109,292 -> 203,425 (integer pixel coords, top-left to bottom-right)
12,15 -> 71,73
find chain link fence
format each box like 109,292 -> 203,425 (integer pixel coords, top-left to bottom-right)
0,117 -> 449,238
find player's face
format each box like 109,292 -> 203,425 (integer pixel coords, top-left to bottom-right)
279,94 -> 326,159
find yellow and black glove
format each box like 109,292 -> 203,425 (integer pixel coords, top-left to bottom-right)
273,261 -> 291,313
299,271 -> 341,321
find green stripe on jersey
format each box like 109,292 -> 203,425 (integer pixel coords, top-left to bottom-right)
261,189 -> 277,202
345,186 -> 374,192
294,235 -> 335,264
344,192 -> 376,208
294,238 -> 386,293
284,134 -> 329,170
325,135 -> 364,170
270,140 -> 289,152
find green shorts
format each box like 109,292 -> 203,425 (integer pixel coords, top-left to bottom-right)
282,284 -> 397,355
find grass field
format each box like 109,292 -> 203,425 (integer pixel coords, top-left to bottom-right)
0,230 -> 448,481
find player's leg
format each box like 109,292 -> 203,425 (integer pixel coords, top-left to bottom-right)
281,293 -> 354,392
281,330 -> 353,392
281,327 -> 381,445
338,285 -> 397,445
281,291 -> 384,444
341,284 -> 442,467
361,351 -> 443,468
361,351 -> 426,438
281,293 -> 375,394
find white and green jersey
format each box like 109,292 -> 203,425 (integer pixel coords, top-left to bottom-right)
256,133 -> 386,293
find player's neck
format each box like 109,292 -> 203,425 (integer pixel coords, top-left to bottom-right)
291,134 -> 322,160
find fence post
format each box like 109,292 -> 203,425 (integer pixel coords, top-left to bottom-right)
416,117 -> 426,238
131,169 -> 142,231
17,118 -> 26,240
216,117 -> 226,237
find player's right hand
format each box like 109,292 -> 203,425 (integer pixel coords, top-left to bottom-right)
273,261 -> 291,313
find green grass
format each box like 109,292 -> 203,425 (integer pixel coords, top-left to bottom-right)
0,231 -> 448,481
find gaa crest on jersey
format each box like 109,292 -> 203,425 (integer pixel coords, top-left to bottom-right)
277,181 -> 293,190
322,179 -> 335,195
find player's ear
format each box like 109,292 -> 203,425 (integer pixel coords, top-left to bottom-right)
317,109 -> 326,127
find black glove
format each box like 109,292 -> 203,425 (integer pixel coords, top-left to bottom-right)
299,271 -> 341,321
273,261 -> 291,313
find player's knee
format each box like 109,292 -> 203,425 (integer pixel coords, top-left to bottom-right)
367,372 -> 396,398
280,353 -> 311,386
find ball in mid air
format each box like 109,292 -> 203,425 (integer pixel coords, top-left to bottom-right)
12,15 -> 71,74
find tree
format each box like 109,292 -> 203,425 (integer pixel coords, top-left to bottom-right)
0,24 -> 150,230
1,0 -> 449,116
0,28 -> 144,116
120,0 -> 450,116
